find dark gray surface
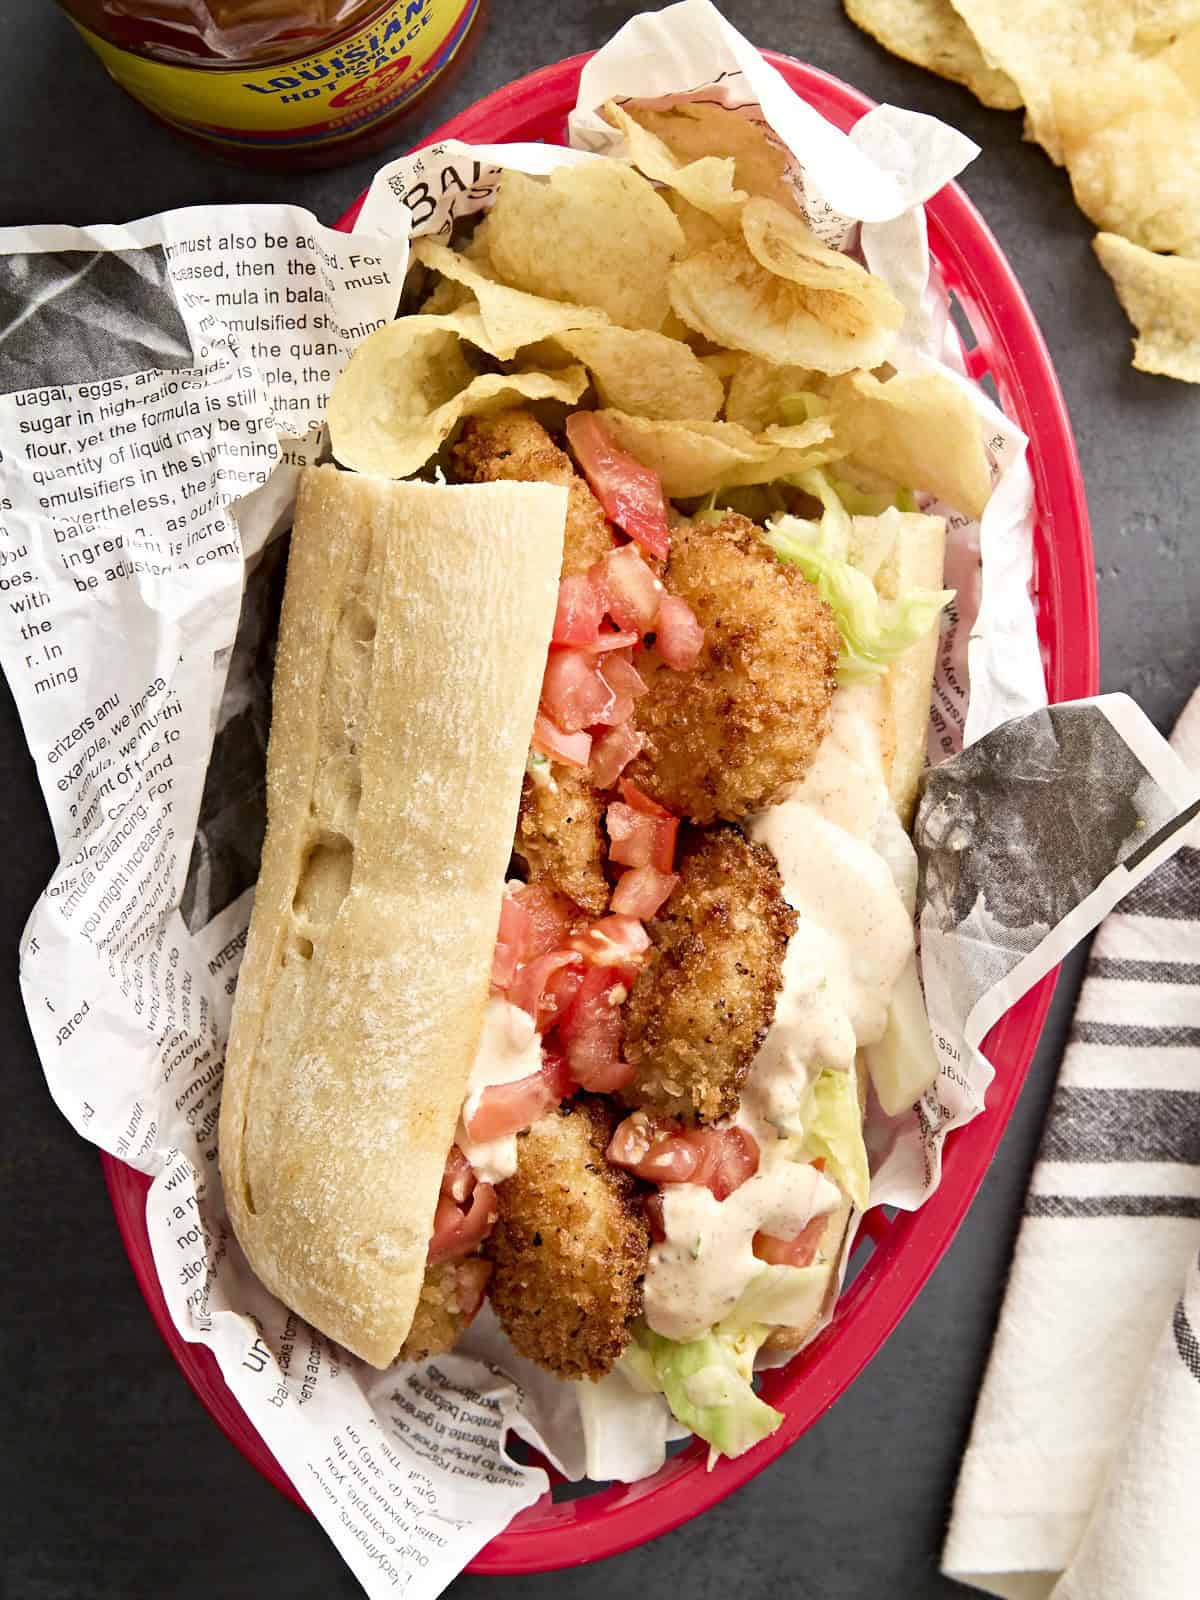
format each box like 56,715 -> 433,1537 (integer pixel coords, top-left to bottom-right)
1,3 -> 1196,1598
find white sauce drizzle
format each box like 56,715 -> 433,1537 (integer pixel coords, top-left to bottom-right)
456,997 -> 542,1184
643,685 -> 917,1341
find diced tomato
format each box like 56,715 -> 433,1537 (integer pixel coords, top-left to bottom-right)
440,1145 -> 476,1205
598,653 -> 648,700
607,1115 -> 702,1185
645,1191 -> 666,1242
541,648 -> 615,733
591,659 -> 638,729
586,628 -> 641,654
566,412 -> 670,561
554,964 -> 634,1092
511,883 -> 576,960
531,713 -> 591,768
655,593 -> 705,669
491,892 -> 533,989
465,1053 -> 575,1143
753,1213 -> 827,1268
606,802 -> 679,873
599,546 -> 662,630
688,1125 -> 760,1201
454,1257 -> 492,1321
508,949 -> 584,1031
607,1118 -> 759,1201
428,1180 -> 498,1265
541,961 -> 586,1025
552,572 -> 608,646
569,914 -> 650,968
619,780 -> 672,818
611,864 -> 678,919
589,722 -> 645,790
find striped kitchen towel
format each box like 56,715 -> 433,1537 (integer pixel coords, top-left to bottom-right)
942,688 -> 1200,1600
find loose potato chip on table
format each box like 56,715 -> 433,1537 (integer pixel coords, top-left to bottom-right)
828,368 -> 993,519
1094,231 -> 1200,381
327,313 -> 589,477
844,0 -> 1022,110
411,237 -> 611,359
669,198 -> 904,374
485,163 -> 685,331
554,326 -> 725,421
1051,46 -> 1200,253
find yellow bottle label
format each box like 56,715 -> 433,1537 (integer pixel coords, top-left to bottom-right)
72,0 -> 478,150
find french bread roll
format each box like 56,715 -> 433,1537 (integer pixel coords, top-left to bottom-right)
219,466 -> 566,1367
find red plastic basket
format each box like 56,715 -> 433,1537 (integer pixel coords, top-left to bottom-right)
101,49 -> 1097,1578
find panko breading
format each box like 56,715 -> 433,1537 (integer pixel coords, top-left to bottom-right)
623,826 -> 797,1123
626,512 -> 839,823
398,1259 -> 488,1362
485,1097 -> 649,1380
517,765 -> 609,914
451,409 -> 614,576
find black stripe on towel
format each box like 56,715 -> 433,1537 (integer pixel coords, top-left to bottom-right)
1118,847 -> 1200,918
1026,1194 -> 1200,1220
1174,1298 -> 1200,1385
1040,1088 -> 1200,1164
1070,1022 -> 1200,1048
1086,957 -> 1200,985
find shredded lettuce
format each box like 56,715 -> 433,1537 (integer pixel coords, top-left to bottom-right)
800,1066 -> 871,1210
629,1322 -> 782,1464
764,470 -> 953,682
778,390 -> 831,424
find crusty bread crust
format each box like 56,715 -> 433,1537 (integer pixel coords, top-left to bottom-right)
218,467 -> 565,1367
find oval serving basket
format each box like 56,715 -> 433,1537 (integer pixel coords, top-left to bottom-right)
103,48 -> 1098,1578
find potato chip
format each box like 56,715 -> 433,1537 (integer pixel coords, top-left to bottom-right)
844,0 -> 1022,109
721,419 -> 840,487
603,101 -> 748,226
630,102 -> 796,209
485,164 -> 684,331
594,409 -> 835,497
328,314 -> 589,477
667,192 -> 733,257
1094,231 -> 1200,380
554,326 -> 724,420
1135,0 -> 1200,49
828,369 -> 992,517
418,274 -> 473,316
946,0 -> 1137,161
669,201 -> 903,374
1051,52 -> 1200,252
411,237 -> 611,359
724,353 -> 820,431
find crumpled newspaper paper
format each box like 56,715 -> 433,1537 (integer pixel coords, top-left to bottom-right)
1,2 -> 1196,1595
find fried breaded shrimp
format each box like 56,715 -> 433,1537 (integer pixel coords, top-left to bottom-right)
398,1258 -> 490,1361
625,512 -> 840,823
451,410 -> 614,576
485,1098 -> 649,1379
622,826 -> 797,1123
517,764 -> 609,914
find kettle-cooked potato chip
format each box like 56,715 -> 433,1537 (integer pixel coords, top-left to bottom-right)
629,101 -> 796,209
666,192 -> 734,256
844,0 -> 1022,109
554,326 -> 725,420
594,409 -> 836,497
669,201 -> 904,374
1094,231 -> 1200,381
724,353 -> 820,431
328,314 -> 589,477
1051,47 -> 1200,253
828,368 -> 992,517
411,237 -> 611,358
603,101 -> 748,226
486,164 -> 685,332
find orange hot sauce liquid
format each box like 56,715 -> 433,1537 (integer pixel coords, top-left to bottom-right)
56,0 -> 485,169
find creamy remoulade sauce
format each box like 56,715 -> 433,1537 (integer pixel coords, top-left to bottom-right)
643,685 -> 917,1342
457,996 -> 543,1184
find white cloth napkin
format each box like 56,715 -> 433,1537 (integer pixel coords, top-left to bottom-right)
942,688 -> 1200,1600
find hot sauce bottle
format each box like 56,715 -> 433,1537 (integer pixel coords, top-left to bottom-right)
55,0 -> 485,169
